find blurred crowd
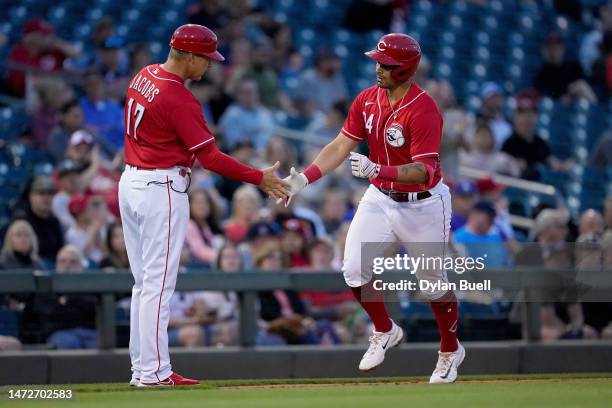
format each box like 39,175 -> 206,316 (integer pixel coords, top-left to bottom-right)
0,0 -> 611,351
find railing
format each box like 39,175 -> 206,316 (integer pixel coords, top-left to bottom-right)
2,268 -> 611,349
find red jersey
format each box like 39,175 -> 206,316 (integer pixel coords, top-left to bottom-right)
341,83 -> 443,192
7,44 -> 67,97
124,64 -> 214,169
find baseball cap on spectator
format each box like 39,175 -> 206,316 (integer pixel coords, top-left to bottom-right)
480,82 -> 503,100
68,193 -> 90,217
30,175 -> 56,194
23,18 -> 54,35
476,178 -> 505,194
515,90 -> 538,112
247,221 -> 279,240
452,180 -> 478,196
70,130 -> 94,146
101,36 -> 124,50
56,160 -> 80,177
472,200 -> 497,219
281,218 -> 309,239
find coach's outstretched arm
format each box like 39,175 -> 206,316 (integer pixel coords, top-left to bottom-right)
196,142 -> 290,200
280,132 -> 358,204
348,152 -> 431,185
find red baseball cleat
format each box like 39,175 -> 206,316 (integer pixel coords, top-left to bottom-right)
137,372 -> 200,387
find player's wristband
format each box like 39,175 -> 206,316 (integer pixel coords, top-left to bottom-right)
303,164 -> 322,184
376,165 -> 398,182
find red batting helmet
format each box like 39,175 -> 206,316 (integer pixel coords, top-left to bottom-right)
169,24 -> 225,62
365,33 -> 421,82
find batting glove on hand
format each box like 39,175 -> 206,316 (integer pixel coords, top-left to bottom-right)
275,167 -> 308,207
349,152 -> 380,179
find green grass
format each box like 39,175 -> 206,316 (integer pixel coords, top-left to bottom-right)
1,374 -> 611,408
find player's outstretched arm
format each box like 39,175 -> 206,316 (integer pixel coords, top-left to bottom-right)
349,152 -> 429,185
276,132 -> 358,205
196,143 -> 290,200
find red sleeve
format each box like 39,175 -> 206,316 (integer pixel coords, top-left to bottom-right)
341,92 -> 367,141
409,110 -> 442,162
170,101 -> 215,152
196,142 -> 263,185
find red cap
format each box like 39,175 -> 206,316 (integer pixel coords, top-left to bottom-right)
476,178 -> 505,194
516,92 -> 538,112
365,33 -> 421,82
23,18 -> 54,35
169,24 -> 225,62
68,193 -> 90,217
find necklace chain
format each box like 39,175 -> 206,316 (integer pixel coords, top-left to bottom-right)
389,88 -> 409,119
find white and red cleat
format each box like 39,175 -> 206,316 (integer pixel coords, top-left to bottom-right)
137,372 -> 200,387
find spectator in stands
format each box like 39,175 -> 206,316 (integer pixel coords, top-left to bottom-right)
320,189 -> 349,236
454,201 -> 510,267
476,178 -> 517,248
199,242 -> 242,346
295,48 -> 349,113
186,0 -> 230,30
458,124 -> 521,177
516,209 -> 598,341
223,185 -> 262,243
300,237 -> 356,344
263,136 -> 297,179
128,44 -> 152,78
589,30 -> 612,98
0,220 -> 44,271
12,176 -> 64,264
534,32 -> 597,102
501,92 -> 574,179
51,160 -> 81,231
79,70 -> 124,152
168,289 -> 218,348
255,242 -> 319,345
579,209 -> 605,238
65,130 -> 122,218
426,79 -> 472,177
185,188 -> 224,266
306,101 -> 349,143
218,78 -> 275,151
279,48 -> 306,98
47,101 -> 85,163
450,180 -> 479,232
65,193 -> 108,266
280,218 -> 311,268
29,77 -> 74,150
18,246 -> 95,346
240,42 -> 291,112
284,96 -> 325,131
96,36 -> 130,102
477,82 -> 512,150
99,222 -> 129,271
580,3 -> 612,76
6,18 -> 77,97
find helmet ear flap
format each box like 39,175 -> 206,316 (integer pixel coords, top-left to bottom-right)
391,65 -> 417,82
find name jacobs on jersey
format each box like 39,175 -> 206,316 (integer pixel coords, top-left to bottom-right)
128,73 -> 160,103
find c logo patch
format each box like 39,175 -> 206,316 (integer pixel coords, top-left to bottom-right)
377,40 -> 387,52
385,123 -> 405,147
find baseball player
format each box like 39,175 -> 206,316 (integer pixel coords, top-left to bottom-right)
282,34 -> 464,383
119,24 -> 289,387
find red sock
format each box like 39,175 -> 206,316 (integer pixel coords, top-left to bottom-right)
430,291 -> 458,352
350,279 -> 392,333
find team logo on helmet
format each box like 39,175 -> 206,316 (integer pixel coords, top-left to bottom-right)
385,123 -> 404,147
377,40 -> 387,52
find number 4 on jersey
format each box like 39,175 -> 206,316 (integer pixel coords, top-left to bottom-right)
126,98 -> 145,140
362,112 -> 374,134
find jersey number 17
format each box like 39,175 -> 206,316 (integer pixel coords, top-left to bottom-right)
126,97 -> 145,140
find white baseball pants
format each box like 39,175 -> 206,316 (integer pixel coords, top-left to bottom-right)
119,165 -> 189,383
342,181 -> 452,300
